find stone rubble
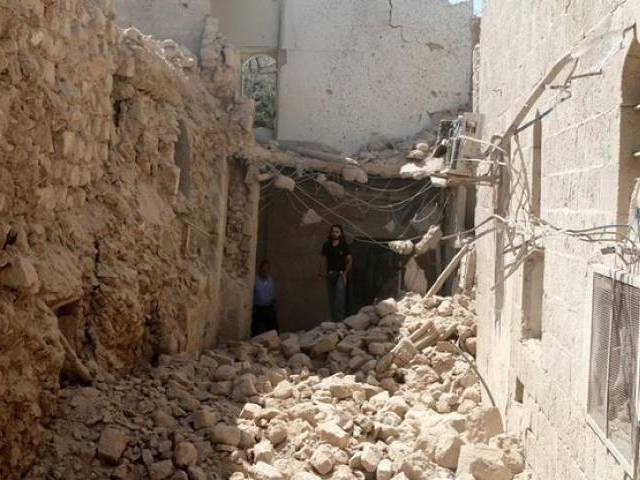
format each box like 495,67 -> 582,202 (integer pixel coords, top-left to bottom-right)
26,293 -> 531,480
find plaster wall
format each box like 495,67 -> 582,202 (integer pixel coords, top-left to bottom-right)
475,1 -> 640,479
276,0 -> 473,153
210,0 -> 281,53
112,0 -> 210,55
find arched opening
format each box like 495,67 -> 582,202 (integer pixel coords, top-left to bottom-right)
241,54 -> 278,139
618,40 -> 640,225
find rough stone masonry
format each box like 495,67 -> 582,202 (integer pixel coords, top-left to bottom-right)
0,1 -> 256,476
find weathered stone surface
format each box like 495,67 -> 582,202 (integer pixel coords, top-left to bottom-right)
360,444 -> 382,472
317,422 -> 350,449
253,461 -> 285,480
464,407 -> 504,443
97,427 -> 129,465
193,409 -> 219,429
375,298 -> 398,317
311,445 -> 335,475
174,441 -> 198,468
457,444 -> 512,480
210,423 -> 242,446
149,460 -> 175,480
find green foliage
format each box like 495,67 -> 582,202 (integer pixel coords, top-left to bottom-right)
242,56 -> 277,130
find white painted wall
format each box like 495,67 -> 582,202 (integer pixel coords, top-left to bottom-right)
113,0 -> 210,56
276,0 -> 473,153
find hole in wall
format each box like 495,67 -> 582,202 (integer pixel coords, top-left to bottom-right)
175,120 -> 191,197
515,377 -> 524,404
241,54 -> 278,135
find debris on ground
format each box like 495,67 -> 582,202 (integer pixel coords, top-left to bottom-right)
26,293 -> 528,480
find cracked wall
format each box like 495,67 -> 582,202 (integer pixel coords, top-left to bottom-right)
276,0 -> 474,153
0,1 -> 256,477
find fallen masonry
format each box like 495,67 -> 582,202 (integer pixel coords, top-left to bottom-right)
26,294 -> 530,480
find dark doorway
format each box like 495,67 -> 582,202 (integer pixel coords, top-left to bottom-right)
348,238 -> 403,315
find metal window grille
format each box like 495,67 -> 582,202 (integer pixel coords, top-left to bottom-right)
587,272 -> 639,471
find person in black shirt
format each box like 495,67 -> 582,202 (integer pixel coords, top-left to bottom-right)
320,224 -> 352,321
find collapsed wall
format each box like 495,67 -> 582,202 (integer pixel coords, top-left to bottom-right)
0,1 -> 256,476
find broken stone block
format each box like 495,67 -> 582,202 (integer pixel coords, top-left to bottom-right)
148,460 -> 175,480
152,410 -> 177,428
97,427 -> 129,465
252,330 -> 280,349
281,336 -> 301,357
464,407 -> 504,444
465,337 -> 477,356
254,440 -> 274,464
0,256 -> 39,291
311,333 -> 340,356
375,298 -> 398,317
289,353 -> 312,369
233,374 -> 259,399
437,300 -> 453,317
317,422 -> 350,449
457,444 -> 513,480
186,466 -> 207,480
272,380 -> 294,399
344,313 -> 370,330
174,441 -> 198,468
209,423 -> 241,446
434,432 -> 463,469
311,445 -> 335,475
253,461 -> 284,480
266,422 -> 287,445
193,409 -> 219,429
213,364 -> 237,381
391,338 -> 417,367
377,459 -> 393,480
239,403 -> 262,420
360,443 -> 382,472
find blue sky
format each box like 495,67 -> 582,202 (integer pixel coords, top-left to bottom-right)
449,0 -> 483,14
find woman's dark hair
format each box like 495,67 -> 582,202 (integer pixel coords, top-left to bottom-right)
327,224 -> 346,243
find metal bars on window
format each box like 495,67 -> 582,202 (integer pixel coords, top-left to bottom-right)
587,272 -> 639,472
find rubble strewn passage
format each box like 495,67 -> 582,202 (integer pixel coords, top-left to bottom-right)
27,295 -> 528,480
0,1 -> 254,476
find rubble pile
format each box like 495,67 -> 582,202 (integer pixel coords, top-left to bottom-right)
28,295 -> 529,480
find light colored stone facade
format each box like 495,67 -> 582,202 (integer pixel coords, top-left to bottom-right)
475,1 -> 640,479
276,0 -> 474,153
113,0 -> 211,56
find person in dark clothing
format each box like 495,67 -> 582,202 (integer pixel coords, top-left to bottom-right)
252,260 -> 278,336
320,224 -> 352,322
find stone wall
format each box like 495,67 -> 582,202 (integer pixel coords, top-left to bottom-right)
112,0 -> 211,56
276,0 -> 474,153
0,1 -> 255,477
475,1 -> 640,479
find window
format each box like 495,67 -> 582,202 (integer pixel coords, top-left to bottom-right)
241,54 -> 277,132
587,269 -> 640,471
521,250 -> 544,339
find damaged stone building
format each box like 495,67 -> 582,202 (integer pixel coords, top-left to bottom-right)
475,1 -> 640,479
7,0 -> 640,480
